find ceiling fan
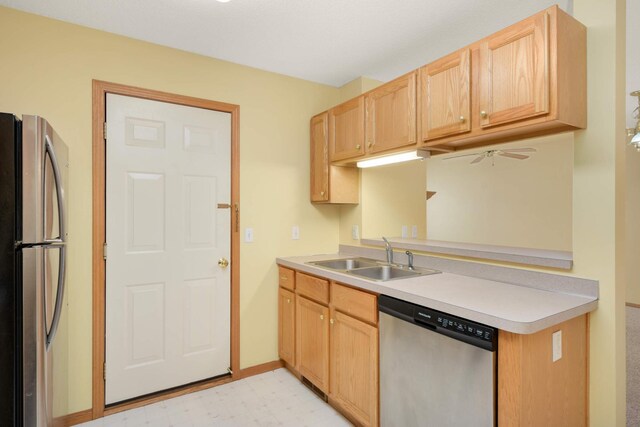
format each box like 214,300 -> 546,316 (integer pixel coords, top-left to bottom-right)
443,148 -> 537,165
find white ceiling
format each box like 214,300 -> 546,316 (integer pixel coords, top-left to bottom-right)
0,0 -> 571,87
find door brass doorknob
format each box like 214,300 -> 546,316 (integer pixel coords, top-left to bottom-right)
218,258 -> 229,268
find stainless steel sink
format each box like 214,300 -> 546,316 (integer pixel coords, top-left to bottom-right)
308,257 -> 379,271
307,257 -> 441,282
347,265 -> 440,281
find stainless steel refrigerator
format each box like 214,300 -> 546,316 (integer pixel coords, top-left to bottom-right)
0,113 -> 69,427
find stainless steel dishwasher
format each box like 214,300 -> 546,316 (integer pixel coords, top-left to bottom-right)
379,295 -> 497,427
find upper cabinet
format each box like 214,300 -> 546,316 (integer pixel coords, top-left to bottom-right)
365,72 -> 417,155
314,5 -> 586,165
329,97 -> 365,162
419,49 -> 471,141
478,12 -> 549,128
420,5 -> 586,150
311,112 -> 359,204
310,113 -> 329,202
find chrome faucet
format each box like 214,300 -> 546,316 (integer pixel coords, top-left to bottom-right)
406,251 -> 414,270
382,237 -> 393,265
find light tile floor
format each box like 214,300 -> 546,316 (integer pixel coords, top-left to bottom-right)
78,368 -> 352,427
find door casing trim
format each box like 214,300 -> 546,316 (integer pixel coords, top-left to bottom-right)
92,80 -> 241,418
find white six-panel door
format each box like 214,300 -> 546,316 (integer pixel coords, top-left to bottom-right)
105,94 -> 231,404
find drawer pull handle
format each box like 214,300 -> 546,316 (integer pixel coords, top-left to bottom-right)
280,276 -> 287,280
287,298 -> 291,304
330,319 -> 334,325
320,314 -> 324,320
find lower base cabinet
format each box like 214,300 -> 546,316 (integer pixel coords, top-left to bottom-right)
330,309 -> 379,427
296,295 -> 330,393
278,288 -> 295,367
277,265 -> 588,427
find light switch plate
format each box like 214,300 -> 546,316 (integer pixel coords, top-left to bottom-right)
244,228 -> 254,243
552,330 -> 562,362
401,225 -> 408,238
411,225 -> 418,238
292,225 -> 300,240
352,225 -> 359,240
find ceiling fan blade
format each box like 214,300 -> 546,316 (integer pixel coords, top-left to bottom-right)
500,148 -> 537,153
442,152 -> 485,160
470,155 -> 485,164
499,152 -> 529,160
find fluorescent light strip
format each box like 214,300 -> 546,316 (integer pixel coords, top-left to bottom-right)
356,150 -> 430,168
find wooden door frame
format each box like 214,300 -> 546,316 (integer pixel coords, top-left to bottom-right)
91,80 -> 241,418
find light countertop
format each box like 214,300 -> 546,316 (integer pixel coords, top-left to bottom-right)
276,253 -> 597,334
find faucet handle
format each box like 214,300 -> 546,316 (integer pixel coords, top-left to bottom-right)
405,250 -> 414,270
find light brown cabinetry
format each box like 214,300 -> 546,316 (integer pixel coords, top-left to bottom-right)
277,268 -> 379,426
418,49 -> 471,141
329,97 -> 365,162
478,11 -> 549,128
498,314 -> 587,426
310,112 -> 359,204
296,296 -> 330,393
329,308 -> 378,427
315,5 -> 585,162
365,72 -> 417,155
277,267 -> 296,366
420,5 -> 585,150
278,288 -> 295,366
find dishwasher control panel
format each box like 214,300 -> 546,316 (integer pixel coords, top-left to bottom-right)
379,295 -> 497,351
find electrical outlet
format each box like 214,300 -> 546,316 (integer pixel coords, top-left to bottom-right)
292,225 -> 300,240
244,228 -> 254,243
411,225 -> 418,238
401,225 -> 408,238
352,225 -> 360,240
552,330 -> 562,362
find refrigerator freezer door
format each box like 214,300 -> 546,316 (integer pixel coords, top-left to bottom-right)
22,116 -> 68,246
22,246 -> 48,427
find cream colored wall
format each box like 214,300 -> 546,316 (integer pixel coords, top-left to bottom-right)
573,0 -> 627,424
361,161 -> 427,239
626,0 -> 640,305
0,6 -> 342,414
426,135 -> 573,251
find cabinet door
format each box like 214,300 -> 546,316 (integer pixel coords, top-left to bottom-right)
419,49 -> 471,141
329,97 -> 365,162
296,296 -> 329,393
330,310 -> 378,427
310,113 -> 329,202
278,288 -> 295,366
478,11 -> 549,128
365,72 -> 416,155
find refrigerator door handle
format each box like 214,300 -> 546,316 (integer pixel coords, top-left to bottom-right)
46,245 -> 66,349
44,134 -> 66,244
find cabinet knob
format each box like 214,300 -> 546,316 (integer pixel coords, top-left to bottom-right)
480,111 -> 488,118
287,298 -> 291,304
320,191 -> 325,196
330,319 -> 334,325
368,142 -> 373,148
320,314 -> 324,320
459,116 -> 465,123
356,144 -> 361,150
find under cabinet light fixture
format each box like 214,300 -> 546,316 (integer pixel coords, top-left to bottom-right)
356,150 -> 430,168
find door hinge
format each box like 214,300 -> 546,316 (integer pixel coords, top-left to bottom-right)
103,362 -> 106,381
103,242 -> 107,261
103,122 -> 107,140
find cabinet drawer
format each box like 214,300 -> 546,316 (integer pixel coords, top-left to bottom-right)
296,272 -> 329,304
278,266 -> 295,291
331,282 -> 377,325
